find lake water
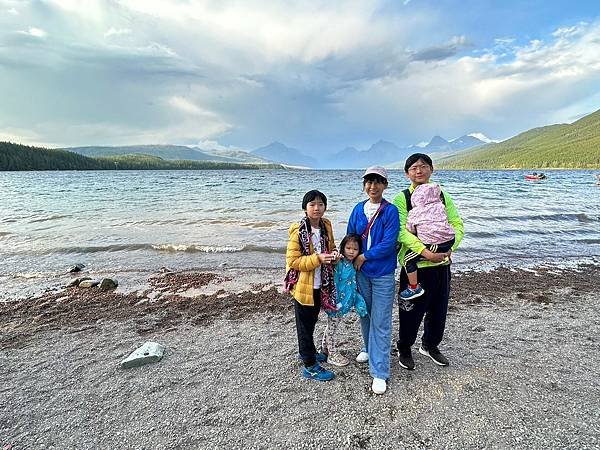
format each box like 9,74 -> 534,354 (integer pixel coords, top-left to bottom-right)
1,169 -> 599,300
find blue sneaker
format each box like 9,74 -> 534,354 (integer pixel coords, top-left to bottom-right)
302,363 -> 335,381
400,284 -> 425,300
316,351 -> 328,363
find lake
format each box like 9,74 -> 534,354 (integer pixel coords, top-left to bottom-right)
1,169 -> 599,300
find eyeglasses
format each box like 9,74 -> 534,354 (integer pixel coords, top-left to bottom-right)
408,164 -> 430,172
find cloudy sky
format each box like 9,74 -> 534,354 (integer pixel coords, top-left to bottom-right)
1,0 -> 599,153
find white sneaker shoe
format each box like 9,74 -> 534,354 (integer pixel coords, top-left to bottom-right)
372,377 -> 386,394
355,351 -> 369,363
327,352 -> 350,367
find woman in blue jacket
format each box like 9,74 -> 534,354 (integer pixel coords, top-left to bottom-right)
347,166 -> 400,395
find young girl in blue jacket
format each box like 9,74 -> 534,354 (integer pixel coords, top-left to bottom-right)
321,233 -> 368,367
347,166 -> 399,395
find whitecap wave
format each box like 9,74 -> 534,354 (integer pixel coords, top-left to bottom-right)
152,244 -> 242,253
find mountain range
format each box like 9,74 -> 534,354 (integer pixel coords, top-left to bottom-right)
60,134 -> 490,169
251,142 -> 318,168
64,144 -> 272,165
256,134 -> 491,168
437,108 -> 600,169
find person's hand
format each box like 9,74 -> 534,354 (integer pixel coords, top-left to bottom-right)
354,254 -> 367,271
421,249 -> 449,263
318,253 -> 335,265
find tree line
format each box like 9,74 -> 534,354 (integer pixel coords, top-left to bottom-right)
0,142 -> 281,171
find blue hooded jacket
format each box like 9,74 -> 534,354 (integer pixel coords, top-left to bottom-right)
347,199 -> 399,278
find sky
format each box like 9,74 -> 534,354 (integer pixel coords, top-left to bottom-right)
1,0 -> 600,154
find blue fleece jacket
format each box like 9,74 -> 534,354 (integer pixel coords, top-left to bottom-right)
347,199 -> 400,278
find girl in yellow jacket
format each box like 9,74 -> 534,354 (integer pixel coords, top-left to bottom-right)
284,190 -> 340,381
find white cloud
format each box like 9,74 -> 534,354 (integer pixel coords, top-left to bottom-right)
7,7 -> 18,15
18,27 -> 47,38
45,0 -> 104,15
0,2 -> 599,149
104,27 -> 132,38
335,20 -> 600,142
553,23 -> 586,39
168,96 -> 220,119
191,139 -> 246,153
118,0 -> 394,65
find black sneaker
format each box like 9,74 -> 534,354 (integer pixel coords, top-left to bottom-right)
398,350 -> 415,370
419,345 -> 449,366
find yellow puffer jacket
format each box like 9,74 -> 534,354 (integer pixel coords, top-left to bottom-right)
285,218 -> 337,306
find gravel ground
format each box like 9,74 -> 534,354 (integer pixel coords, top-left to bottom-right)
1,266 -> 599,449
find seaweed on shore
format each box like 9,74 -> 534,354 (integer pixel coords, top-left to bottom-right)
0,272 -> 291,349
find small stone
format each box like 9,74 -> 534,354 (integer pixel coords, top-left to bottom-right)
68,276 -> 91,287
472,325 -> 485,332
79,279 -> 100,288
120,342 -> 166,369
147,291 -> 162,300
99,278 -> 118,291
68,263 -> 85,273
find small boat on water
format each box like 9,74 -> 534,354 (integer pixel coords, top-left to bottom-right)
525,172 -> 547,181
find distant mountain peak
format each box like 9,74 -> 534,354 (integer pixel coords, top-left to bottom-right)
428,135 -> 449,145
251,141 -> 316,167
373,139 -> 395,145
467,132 -> 495,143
426,135 -> 450,149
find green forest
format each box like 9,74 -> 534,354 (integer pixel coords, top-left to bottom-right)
0,142 -> 282,171
436,108 -> 600,169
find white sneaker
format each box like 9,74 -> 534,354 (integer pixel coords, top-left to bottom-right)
327,352 -> 350,367
372,377 -> 386,395
355,351 -> 369,363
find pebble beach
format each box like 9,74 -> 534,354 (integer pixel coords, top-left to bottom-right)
1,264 -> 599,449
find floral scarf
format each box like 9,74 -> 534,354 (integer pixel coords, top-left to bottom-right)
284,216 -> 337,312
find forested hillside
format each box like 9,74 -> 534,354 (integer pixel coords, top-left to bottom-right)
0,142 -> 281,170
437,109 -> 600,169
95,154 -> 281,170
0,142 -> 109,170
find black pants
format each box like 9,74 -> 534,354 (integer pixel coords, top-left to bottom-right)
397,264 -> 451,353
294,289 -> 321,367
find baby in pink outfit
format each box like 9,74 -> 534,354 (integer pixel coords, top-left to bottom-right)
401,183 -> 455,300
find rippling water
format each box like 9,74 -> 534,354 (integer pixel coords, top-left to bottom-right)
1,169 -> 599,300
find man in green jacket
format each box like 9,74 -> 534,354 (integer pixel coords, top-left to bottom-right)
393,153 -> 464,369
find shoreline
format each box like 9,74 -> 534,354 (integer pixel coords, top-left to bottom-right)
1,264 -> 599,449
2,255 -> 599,305
1,264 -> 598,350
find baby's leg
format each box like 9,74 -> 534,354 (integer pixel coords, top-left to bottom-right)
404,253 -> 421,286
